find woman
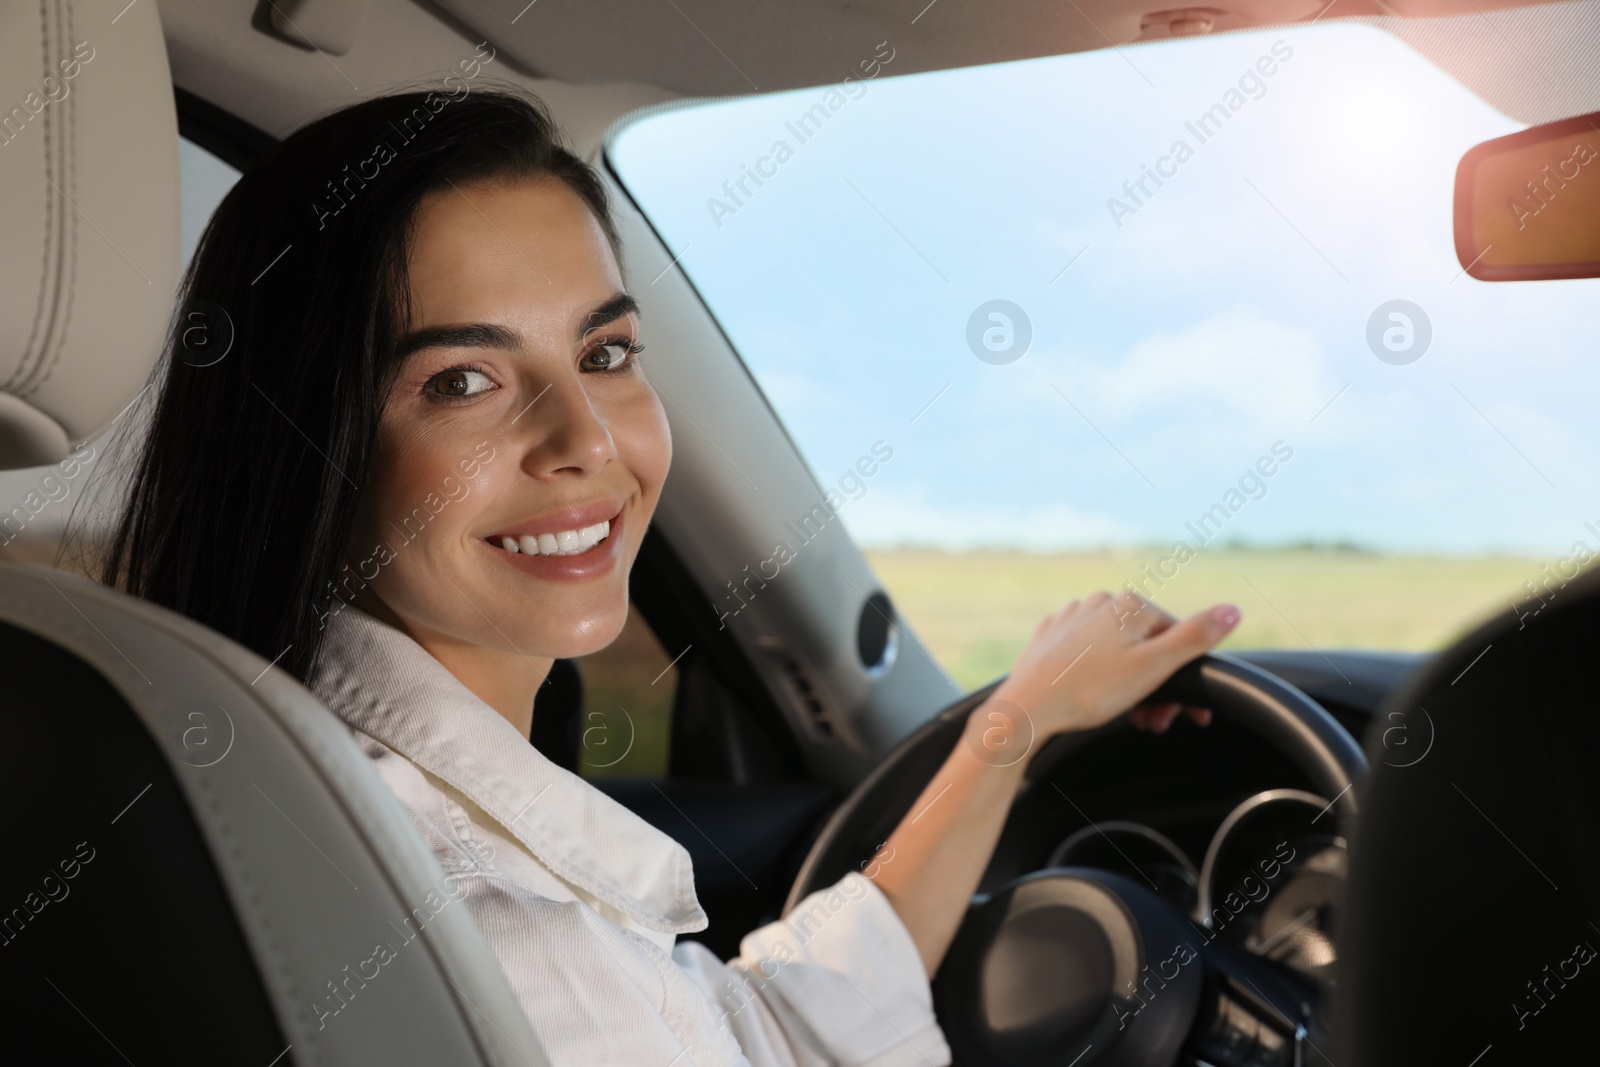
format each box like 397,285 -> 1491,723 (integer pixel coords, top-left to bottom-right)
100,86 -> 1239,1065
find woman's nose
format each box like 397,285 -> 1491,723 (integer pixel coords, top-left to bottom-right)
515,377 -> 617,478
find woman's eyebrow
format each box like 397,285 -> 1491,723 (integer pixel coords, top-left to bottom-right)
394,295 -> 638,358
577,292 -> 640,341
395,322 -> 522,359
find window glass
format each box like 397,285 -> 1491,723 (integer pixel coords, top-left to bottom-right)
608,24 -> 1600,688
180,137 -> 241,267
573,606 -> 678,778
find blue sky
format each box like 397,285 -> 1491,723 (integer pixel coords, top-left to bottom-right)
610,23 -> 1600,558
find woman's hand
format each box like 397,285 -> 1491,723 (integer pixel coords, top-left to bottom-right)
872,590 -> 1240,977
988,591 -> 1240,743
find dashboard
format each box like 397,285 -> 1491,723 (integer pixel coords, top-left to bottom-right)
1038,790 -> 1345,986
996,774 -> 1346,991
1197,790 -> 1344,983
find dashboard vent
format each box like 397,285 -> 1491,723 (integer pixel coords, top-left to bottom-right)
762,644 -> 836,738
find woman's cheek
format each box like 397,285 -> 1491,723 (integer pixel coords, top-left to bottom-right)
359,430 -> 454,554
395,416 -> 497,500
620,387 -> 672,495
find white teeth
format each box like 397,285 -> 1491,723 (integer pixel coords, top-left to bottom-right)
495,519 -> 611,557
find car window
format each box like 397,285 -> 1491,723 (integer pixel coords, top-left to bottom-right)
180,137 -> 241,267
571,604 -> 678,778
607,22 -> 1600,690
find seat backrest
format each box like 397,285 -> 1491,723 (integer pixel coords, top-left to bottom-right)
0,560 -> 552,1066
0,610 -> 288,1062
1333,566 -> 1600,1061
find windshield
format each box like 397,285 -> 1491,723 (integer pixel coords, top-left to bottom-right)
608,23 -> 1599,689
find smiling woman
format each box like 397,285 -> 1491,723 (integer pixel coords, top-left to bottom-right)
87,85 -> 964,1067
331,173 -> 670,733
98,88 -> 625,686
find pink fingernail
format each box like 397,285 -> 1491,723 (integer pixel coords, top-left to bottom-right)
1212,604 -> 1240,629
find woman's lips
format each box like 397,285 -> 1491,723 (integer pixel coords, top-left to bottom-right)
481,506 -> 623,583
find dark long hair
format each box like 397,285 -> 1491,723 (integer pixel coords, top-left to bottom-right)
95,84 -> 620,681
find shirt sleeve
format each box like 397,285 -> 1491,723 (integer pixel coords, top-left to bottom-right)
672,872 -> 952,1067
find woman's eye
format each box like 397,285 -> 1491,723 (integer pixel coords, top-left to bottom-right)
425,367 -> 495,400
582,341 -> 641,374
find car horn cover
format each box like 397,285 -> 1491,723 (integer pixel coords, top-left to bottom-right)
935,868 -> 1204,1067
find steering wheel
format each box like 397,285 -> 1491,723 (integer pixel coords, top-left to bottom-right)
785,652 -> 1367,1067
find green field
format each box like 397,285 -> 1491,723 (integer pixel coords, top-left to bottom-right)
579,544 -> 1569,778
863,546 -> 1549,692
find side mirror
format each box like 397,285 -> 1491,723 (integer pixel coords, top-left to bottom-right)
1453,111 -> 1600,281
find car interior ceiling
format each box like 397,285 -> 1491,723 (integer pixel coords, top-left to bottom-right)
2,0 -> 1599,1064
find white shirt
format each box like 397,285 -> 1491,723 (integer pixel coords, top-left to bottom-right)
308,604 -> 952,1067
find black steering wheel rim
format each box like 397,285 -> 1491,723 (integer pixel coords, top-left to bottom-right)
785,649 -> 1367,916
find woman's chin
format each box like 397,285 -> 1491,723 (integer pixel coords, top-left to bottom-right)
503,607 -> 628,661
360,581 -> 627,661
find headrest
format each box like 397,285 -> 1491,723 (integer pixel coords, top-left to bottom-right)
1333,565 -> 1600,1062
0,0 -> 180,469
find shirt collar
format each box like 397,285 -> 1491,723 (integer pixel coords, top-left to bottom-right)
307,602 -> 708,935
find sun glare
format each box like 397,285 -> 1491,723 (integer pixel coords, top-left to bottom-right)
1313,75 -> 1435,179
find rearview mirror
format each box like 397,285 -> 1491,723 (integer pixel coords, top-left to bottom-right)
1454,111 -> 1600,281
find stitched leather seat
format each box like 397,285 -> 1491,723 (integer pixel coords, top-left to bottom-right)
0,561 -> 553,1065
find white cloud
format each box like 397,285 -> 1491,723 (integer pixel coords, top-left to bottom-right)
1077,305 -> 1335,430
840,483 -> 1134,551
